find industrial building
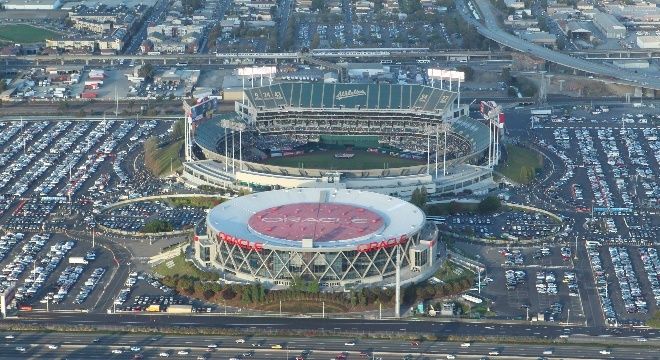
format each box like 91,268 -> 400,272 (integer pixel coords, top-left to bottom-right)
593,11 -> 627,39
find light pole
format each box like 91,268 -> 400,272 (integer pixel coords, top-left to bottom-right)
322,301 -> 325,318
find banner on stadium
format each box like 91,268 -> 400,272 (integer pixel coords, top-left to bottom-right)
187,97 -> 218,122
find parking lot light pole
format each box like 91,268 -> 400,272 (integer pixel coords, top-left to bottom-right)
574,236 -> 578,260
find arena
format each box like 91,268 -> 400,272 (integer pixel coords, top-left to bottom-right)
183,82 -> 496,198
193,188 -> 442,289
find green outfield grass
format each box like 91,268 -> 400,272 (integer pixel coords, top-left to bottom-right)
262,150 -> 423,170
496,144 -> 543,185
0,24 -> 60,44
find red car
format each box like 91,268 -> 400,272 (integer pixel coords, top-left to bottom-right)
411,341 -> 420,346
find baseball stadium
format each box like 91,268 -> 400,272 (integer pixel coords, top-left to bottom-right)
193,188 -> 441,289
183,82 -> 495,197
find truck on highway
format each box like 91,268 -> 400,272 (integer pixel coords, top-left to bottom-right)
166,304 -> 193,313
69,257 -> 89,265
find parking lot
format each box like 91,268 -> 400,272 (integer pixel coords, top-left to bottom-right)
454,241 -> 585,324
436,210 -> 562,241
0,118 -> 176,314
98,201 -> 207,233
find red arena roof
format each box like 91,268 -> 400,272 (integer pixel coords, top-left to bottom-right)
248,203 -> 384,242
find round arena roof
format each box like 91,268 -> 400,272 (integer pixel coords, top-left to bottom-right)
207,188 -> 426,249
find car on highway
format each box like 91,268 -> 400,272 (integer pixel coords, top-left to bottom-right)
637,337 -> 648,342
15,346 -> 26,352
236,338 -> 245,343
344,341 -> 356,346
543,349 -> 553,355
112,349 -> 123,354
461,342 -> 471,348
488,350 -> 500,355
197,356 -> 207,360
177,350 -> 189,355
207,344 -> 218,348
410,341 -> 419,346
159,352 -> 170,357
447,355 -> 456,359
133,355 -> 143,360
130,346 -> 141,352
271,344 -> 283,349
5,335 -> 15,339
47,344 -> 59,349
599,350 -> 611,355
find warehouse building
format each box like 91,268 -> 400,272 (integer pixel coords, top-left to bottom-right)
637,35 -> 660,49
593,11 -> 626,39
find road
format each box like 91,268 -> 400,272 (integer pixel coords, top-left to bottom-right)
455,0 -> 660,90
0,332 -> 658,359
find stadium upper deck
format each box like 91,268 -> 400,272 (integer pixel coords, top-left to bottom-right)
242,83 -> 457,114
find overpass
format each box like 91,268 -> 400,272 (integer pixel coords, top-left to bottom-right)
459,0 -> 660,91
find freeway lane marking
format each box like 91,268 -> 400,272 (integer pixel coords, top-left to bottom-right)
225,324 -> 285,326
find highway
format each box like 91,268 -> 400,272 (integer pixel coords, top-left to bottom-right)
456,0 -> 660,90
0,331 -> 659,359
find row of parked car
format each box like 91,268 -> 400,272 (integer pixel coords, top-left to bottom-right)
7,122 -> 73,197
15,236 -> 71,305
1,234 -> 48,296
563,271 -> 579,297
114,272 -> 139,306
51,265 -> 86,304
638,248 -> 660,307
598,128 -> 636,210
0,233 -> 23,263
536,271 -> 558,295
609,247 -> 647,314
60,120 -> 136,198
586,243 -> 618,325
575,129 -> 615,209
34,122 -> 95,197
0,122 -> 49,195
73,267 -> 105,305
505,269 -> 526,291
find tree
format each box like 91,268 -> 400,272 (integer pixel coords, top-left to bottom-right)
182,0 -> 205,16
477,196 -> 502,214
141,219 -> 174,233
138,63 -> 155,80
455,65 -> 474,81
410,187 -> 428,209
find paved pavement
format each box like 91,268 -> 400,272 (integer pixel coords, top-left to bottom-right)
0,332 -> 659,359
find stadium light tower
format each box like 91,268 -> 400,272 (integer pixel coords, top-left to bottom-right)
479,101 -> 504,167
221,119 -> 247,173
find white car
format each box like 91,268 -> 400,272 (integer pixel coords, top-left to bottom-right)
16,346 -> 26,352
344,342 -> 356,346
447,355 -> 456,359
112,349 -> 123,354
599,350 -> 611,355
543,350 -> 553,355
131,346 -> 142,352
159,352 -> 170,357
177,350 -> 189,355
637,337 -> 648,342
236,339 -> 245,344
488,350 -> 500,356
5,335 -> 15,339
207,344 -> 218,348
460,343 -> 471,348
47,345 -> 59,349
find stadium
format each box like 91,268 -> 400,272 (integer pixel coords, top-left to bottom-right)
193,188 -> 441,289
183,82 -> 496,197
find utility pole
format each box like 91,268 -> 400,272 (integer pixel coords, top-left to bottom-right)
574,236 -> 578,260
395,245 -> 401,318
322,301 -> 325,318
